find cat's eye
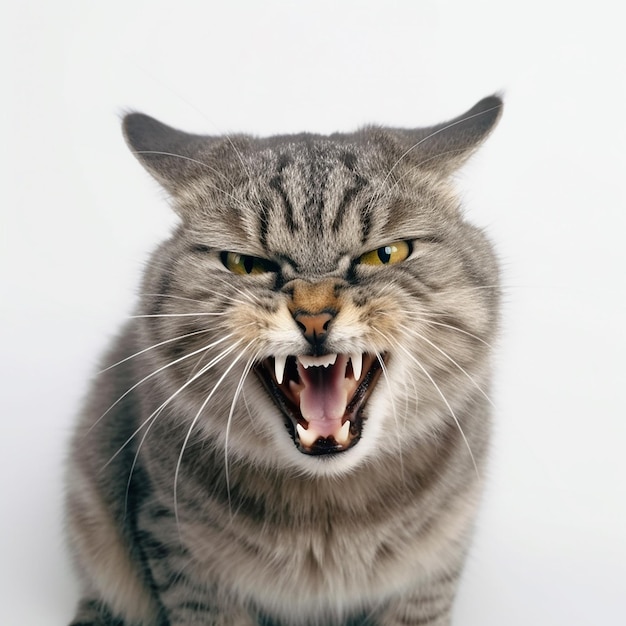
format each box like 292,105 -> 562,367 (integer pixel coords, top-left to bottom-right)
358,241 -> 412,266
220,251 -> 276,275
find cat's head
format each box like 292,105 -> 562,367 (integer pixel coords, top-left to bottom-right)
123,96 -> 502,477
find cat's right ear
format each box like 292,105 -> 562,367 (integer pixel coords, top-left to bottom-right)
122,112 -> 217,197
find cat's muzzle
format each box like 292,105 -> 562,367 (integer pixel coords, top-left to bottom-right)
255,353 -> 384,455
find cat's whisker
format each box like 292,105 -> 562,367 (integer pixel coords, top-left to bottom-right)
409,316 -> 494,350
185,322 -> 258,381
140,267 -> 263,312
379,307 -> 493,353
173,343 -> 254,533
114,338 -> 250,515
101,339 -> 245,471
129,312 -> 226,319
376,352 -> 406,485
99,327 -> 214,373
394,320 -> 495,409
123,403 -> 166,518
240,386 -> 258,432
141,292 -> 223,306
184,335 -> 249,383
87,332 -> 239,435
373,328 -> 479,478
144,288 -> 262,311
224,347 -> 261,518
211,276 -> 264,306
184,275 -> 263,308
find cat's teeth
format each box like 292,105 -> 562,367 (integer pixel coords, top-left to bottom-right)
298,353 -> 338,369
274,355 -> 287,385
350,353 -> 363,380
296,421 -> 351,448
296,423 -> 319,448
336,420 -> 351,445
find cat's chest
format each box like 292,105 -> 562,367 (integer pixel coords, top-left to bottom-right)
157,473 -> 438,609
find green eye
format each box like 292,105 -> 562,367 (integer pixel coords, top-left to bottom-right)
358,241 -> 411,266
220,251 -> 276,275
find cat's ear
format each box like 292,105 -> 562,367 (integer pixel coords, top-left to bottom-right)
394,95 -> 503,175
122,113 -> 219,196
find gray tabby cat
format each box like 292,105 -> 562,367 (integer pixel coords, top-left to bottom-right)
66,95 -> 502,626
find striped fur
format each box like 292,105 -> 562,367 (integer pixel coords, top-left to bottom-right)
66,96 -> 502,625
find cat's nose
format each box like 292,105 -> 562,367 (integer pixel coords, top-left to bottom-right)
293,312 -> 334,350
284,278 -> 342,351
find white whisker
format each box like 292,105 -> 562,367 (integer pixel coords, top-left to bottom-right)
376,353 -> 405,484
224,348 -> 261,517
186,322 -> 258,381
173,342 -> 255,532
101,339 -> 245,471
129,312 -> 225,319
141,293 -> 222,306
99,327 -> 214,373
398,323 -> 495,409
88,333 -> 238,435
410,317 -> 493,350
120,339 -> 247,515
373,328 -> 479,478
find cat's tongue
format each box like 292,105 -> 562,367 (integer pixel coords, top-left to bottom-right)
297,355 -> 351,439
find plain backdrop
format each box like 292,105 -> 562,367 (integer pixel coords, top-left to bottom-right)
2,1 -> 625,624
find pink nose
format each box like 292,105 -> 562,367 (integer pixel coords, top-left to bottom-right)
293,312 -> 334,347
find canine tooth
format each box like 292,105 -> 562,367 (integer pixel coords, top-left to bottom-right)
296,423 -> 318,447
274,355 -> 286,384
350,353 -> 363,380
298,353 -> 338,369
336,420 -> 351,444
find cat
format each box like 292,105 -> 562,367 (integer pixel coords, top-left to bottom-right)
65,95 -> 502,626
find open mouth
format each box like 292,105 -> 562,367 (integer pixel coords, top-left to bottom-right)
255,353 -> 384,456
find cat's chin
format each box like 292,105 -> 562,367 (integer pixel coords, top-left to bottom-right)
255,353 -> 385,457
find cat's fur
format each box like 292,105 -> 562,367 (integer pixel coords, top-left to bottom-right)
66,96 -> 502,626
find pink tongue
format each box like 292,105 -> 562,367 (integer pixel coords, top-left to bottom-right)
298,355 -> 350,438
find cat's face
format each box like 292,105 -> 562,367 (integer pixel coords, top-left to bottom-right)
125,98 -> 501,477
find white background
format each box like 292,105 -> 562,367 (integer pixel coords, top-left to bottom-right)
2,1 -> 625,624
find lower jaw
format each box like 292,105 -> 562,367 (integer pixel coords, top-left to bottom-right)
287,416 -> 363,456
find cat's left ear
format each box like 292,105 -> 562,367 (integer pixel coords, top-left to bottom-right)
394,95 -> 503,175
122,112 -> 220,197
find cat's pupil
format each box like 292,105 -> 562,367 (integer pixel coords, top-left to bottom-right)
378,246 -> 393,264
243,256 -> 254,274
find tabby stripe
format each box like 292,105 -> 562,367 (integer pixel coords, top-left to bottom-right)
269,155 -> 297,232
332,174 -> 368,233
136,528 -> 174,560
258,197 -> 271,249
147,505 -> 176,520
176,600 -> 215,612
340,151 -> 358,171
360,202 -> 373,243
154,563 -> 199,594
